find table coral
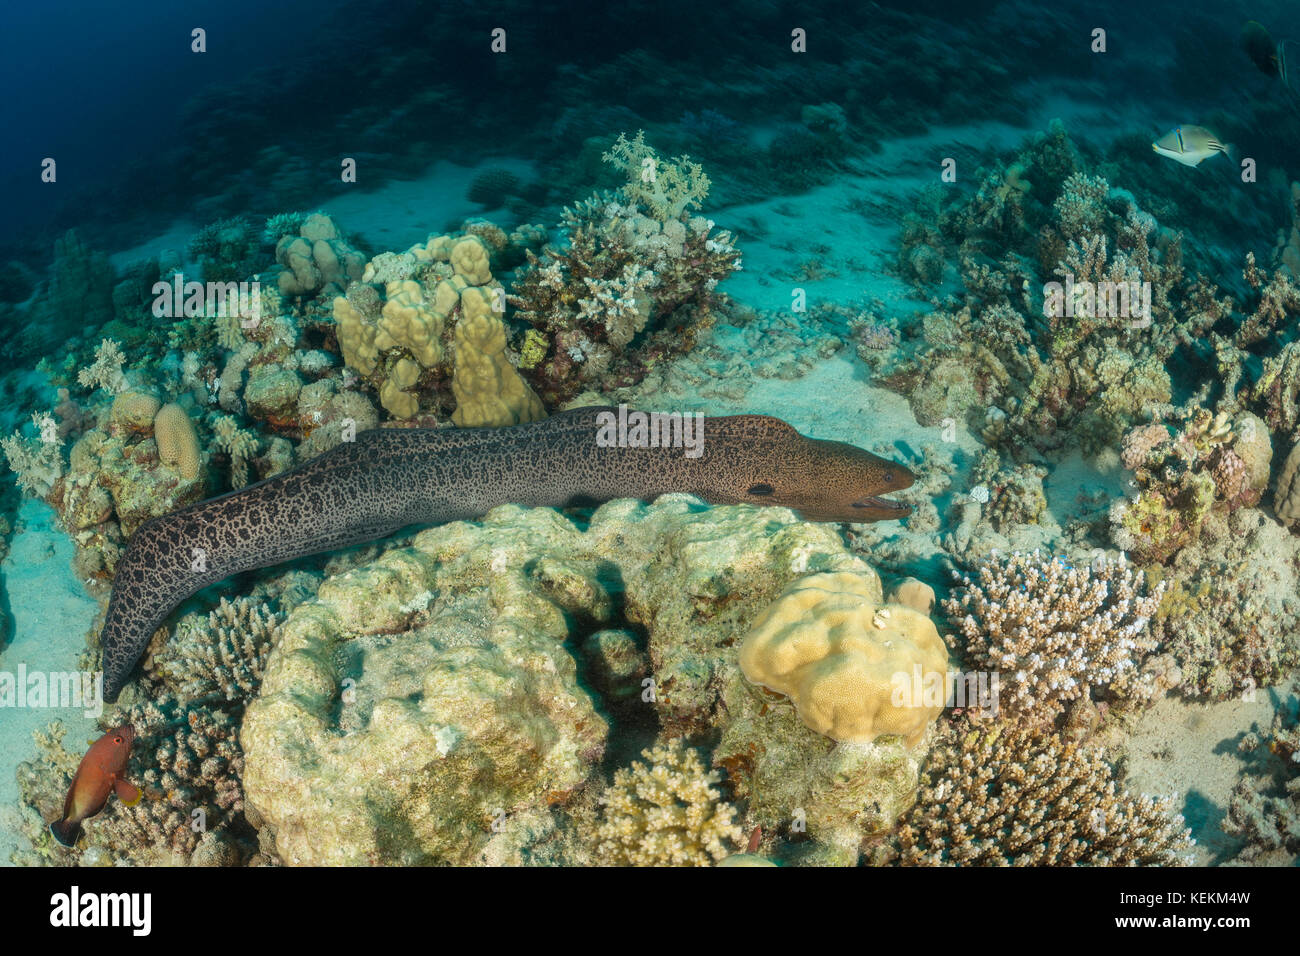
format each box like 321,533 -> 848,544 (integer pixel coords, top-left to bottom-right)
885,721 -> 1193,865
739,571 -> 949,746
594,738 -> 743,866
943,550 -> 1164,726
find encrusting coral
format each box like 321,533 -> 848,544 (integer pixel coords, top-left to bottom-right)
1110,406 -> 1271,564
739,570 -> 949,746
943,550 -> 1165,726
594,738 -> 743,866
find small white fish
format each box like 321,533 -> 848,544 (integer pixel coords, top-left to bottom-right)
1151,126 -> 1234,167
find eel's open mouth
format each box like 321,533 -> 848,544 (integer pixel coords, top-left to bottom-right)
851,495 -> 912,515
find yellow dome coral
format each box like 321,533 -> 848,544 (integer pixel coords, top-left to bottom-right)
450,286 -> 546,427
375,280 -> 444,369
739,571 -> 948,747
153,402 -> 202,481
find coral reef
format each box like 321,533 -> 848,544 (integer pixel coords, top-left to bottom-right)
1225,710 -> 1300,860
1149,507 -> 1300,700
510,134 -> 740,405
594,739 -> 743,866
943,550 -> 1165,726
739,571 -> 949,746
891,129 -> 1224,455
1111,407 -> 1271,563
240,495 -> 906,865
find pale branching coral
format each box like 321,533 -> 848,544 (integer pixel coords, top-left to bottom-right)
76,338 -> 128,395
602,130 -> 711,222
2,412 -> 63,497
156,597 -> 283,701
943,551 -> 1164,725
595,738 -> 743,866
886,721 -> 1194,866
212,414 -> 259,488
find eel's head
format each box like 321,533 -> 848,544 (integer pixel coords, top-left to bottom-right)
722,417 -> 915,522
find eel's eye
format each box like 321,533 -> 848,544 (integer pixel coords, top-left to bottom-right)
113,736 -> 123,744
747,483 -> 774,496
883,471 -> 894,483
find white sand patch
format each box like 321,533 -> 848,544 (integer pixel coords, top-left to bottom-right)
0,498 -> 100,865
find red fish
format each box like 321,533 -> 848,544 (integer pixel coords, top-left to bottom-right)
49,724 -> 141,847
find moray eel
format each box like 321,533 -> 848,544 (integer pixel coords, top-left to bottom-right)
99,406 -> 913,701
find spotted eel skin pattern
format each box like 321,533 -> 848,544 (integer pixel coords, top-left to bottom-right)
99,406 -> 913,700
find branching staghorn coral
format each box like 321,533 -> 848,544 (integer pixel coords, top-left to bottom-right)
886,721 -> 1194,866
93,691 -> 248,862
601,130 -> 711,222
212,414 -> 260,489
595,738 -> 743,866
943,550 -> 1165,726
156,597 -> 283,701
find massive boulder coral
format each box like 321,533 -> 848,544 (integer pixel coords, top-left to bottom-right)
738,571 -> 949,746
241,495 -> 915,865
333,230 -> 544,423
274,213 -> 365,297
